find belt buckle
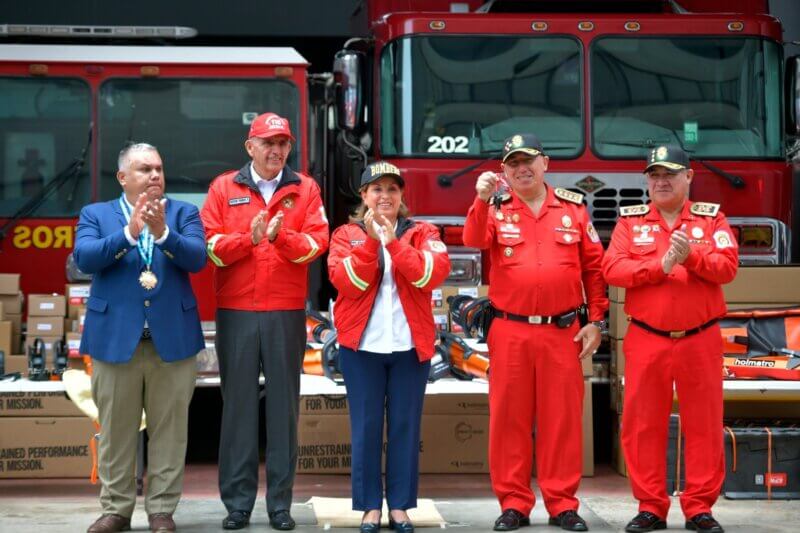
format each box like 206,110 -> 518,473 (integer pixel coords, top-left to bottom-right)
669,330 -> 686,339
528,315 -> 542,325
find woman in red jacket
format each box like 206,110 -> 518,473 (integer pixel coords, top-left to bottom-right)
328,162 -> 450,533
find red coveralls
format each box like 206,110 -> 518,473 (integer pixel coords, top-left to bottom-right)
602,200 -> 738,520
463,185 -> 607,517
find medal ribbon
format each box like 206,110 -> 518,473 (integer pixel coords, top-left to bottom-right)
119,195 -> 154,270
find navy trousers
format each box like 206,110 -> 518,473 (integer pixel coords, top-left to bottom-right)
339,346 -> 430,511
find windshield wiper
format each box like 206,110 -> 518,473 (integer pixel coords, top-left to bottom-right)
438,152 -> 501,187
669,132 -> 746,189
0,123 -> 92,249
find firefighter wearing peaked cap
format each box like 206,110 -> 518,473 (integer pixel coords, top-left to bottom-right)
463,133 -> 608,532
602,144 -> 738,533
200,112 -> 329,530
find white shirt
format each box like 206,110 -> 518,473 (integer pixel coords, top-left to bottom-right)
251,163 -> 282,205
358,239 -> 415,354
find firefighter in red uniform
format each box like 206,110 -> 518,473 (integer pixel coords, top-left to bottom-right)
463,134 -> 607,532
201,112 -> 329,531
602,145 -> 738,533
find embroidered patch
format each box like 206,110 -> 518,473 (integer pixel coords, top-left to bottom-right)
229,196 -> 251,206
428,240 -> 447,253
713,230 -> 734,249
587,222 -> 600,243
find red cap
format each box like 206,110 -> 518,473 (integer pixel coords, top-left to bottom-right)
248,112 -> 295,142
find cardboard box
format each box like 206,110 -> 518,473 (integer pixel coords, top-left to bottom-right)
608,285 -> 625,303
0,321 -> 11,357
0,273 -> 20,295
78,308 -> 87,333
300,395 -> 348,415
3,354 -> 27,376
0,390 -> 82,417
296,414 -> 352,473
430,288 -> 445,310
65,283 -> 91,319
28,316 -> 65,338
723,266 -> 800,303
28,294 -> 66,317
66,332 -> 82,359
609,301 -> 629,340
0,292 -> 24,315
420,414 -> 489,473
433,312 -> 448,333
0,417 -> 94,478
299,393 -> 491,416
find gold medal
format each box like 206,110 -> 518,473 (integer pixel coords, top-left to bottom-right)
562,215 -> 572,228
496,211 -> 504,221
504,247 -> 513,257
139,270 -> 158,290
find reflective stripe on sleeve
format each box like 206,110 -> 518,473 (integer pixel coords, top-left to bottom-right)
412,250 -> 433,288
290,234 -> 320,264
343,256 -> 369,291
206,234 -> 226,267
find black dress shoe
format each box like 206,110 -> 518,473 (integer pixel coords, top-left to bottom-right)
269,510 -> 296,531
548,510 -> 588,531
388,517 -> 414,533
625,512 -> 666,533
685,513 -> 724,533
222,511 -> 251,530
494,509 -> 530,531
360,522 -> 380,533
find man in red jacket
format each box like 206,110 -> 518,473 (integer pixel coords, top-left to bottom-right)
201,113 -> 329,531
463,134 -> 607,532
602,145 -> 738,533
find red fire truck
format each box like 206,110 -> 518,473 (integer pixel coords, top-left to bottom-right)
330,0 -> 800,285
1,0 -> 798,324
0,43 -> 318,322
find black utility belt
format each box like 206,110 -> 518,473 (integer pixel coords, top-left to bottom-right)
630,317 -> 718,339
493,307 -> 579,328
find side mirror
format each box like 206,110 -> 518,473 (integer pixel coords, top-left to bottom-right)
786,55 -> 800,135
333,49 -> 365,132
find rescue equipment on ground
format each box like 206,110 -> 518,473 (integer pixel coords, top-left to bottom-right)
720,307 -> 800,380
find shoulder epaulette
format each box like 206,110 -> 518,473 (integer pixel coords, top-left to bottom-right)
554,188 -> 584,205
690,202 -> 720,217
619,204 -> 649,217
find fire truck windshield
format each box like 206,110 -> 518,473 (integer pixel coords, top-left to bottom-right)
0,77 -> 91,218
379,35 -> 582,158
592,36 -> 782,160
98,78 -> 301,208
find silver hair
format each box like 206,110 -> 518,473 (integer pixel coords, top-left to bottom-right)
118,142 -> 158,171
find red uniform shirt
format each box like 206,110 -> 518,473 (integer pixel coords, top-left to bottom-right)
463,185 -> 608,321
602,200 -> 738,331
201,164 -> 329,311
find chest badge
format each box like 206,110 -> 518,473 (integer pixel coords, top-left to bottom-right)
282,197 -> 295,209
504,247 -> 514,257
512,213 -> 520,223
562,215 -> 572,228
633,225 -> 654,244
496,211 -> 505,221
691,227 -> 704,239
563,233 -> 574,243
229,196 -> 251,206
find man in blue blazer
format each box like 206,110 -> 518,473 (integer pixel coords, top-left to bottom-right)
74,143 -> 206,533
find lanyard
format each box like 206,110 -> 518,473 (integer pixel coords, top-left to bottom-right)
119,195 -> 154,269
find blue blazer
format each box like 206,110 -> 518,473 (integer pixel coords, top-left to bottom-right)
73,198 -> 206,364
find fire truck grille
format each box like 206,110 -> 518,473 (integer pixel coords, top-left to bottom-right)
564,186 -> 649,243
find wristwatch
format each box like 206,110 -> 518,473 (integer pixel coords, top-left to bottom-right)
590,320 -> 609,336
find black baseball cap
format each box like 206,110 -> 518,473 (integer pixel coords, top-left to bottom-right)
644,144 -> 690,173
502,133 -> 545,162
360,161 -> 404,188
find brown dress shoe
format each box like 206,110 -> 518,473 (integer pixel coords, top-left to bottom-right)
149,513 -> 177,532
87,514 -> 131,533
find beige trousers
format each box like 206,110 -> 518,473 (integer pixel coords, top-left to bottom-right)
91,339 -> 197,517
